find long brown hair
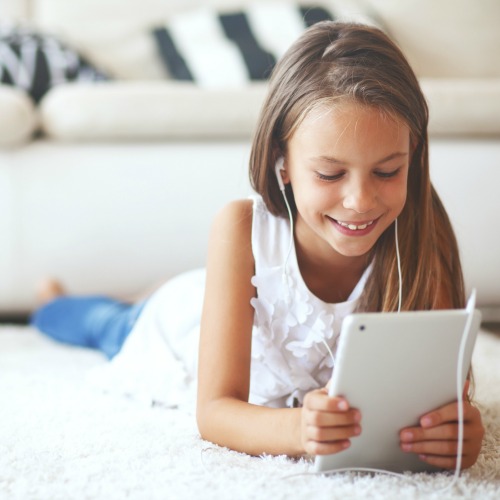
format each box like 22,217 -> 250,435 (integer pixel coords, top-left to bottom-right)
249,22 -> 464,311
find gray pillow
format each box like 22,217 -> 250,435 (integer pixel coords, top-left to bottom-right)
0,24 -> 109,102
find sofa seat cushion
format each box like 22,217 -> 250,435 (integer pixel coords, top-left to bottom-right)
38,77 -> 500,141
422,79 -> 500,136
39,81 -> 268,140
0,83 -> 38,146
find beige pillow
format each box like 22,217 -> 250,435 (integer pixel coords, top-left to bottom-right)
0,84 -> 38,146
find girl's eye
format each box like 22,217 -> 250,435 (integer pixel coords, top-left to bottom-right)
315,171 -> 345,182
375,167 -> 401,179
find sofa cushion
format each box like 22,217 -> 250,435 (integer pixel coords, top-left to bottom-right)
0,24 -> 109,102
152,4 -> 333,86
30,0 -> 378,81
0,83 -> 38,146
39,81 -> 268,140
31,0 -> 205,79
422,79 -> 500,136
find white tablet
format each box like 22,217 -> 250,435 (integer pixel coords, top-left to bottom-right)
314,293 -> 481,473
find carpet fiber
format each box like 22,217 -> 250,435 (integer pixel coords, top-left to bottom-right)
1,326 -> 499,499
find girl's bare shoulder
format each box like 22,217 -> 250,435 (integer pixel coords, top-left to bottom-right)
203,200 -> 256,332
214,198 -> 253,222
209,199 -> 254,243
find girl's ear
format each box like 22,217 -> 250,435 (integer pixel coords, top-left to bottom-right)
275,156 -> 291,189
275,157 -> 286,190
278,157 -> 291,185
281,162 -> 291,184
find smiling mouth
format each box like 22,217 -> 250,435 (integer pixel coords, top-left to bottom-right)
335,219 -> 375,231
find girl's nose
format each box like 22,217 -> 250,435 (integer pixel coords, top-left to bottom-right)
342,179 -> 376,214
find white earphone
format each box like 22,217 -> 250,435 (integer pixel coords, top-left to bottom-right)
275,156 -> 286,191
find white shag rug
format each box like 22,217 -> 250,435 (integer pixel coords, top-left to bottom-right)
1,325 -> 499,500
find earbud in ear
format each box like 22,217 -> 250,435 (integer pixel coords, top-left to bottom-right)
275,157 -> 285,191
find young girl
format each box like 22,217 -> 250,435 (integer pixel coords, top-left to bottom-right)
32,22 -> 484,469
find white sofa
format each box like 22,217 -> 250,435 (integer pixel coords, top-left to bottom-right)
1,0 -> 500,319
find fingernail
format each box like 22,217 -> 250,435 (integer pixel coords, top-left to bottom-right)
338,400 -> 348,410
342,440 -> 351,449
421,416 -> 433,427
354,426 -> 361,435
401,431 -> 413,441
401,443 -> 412,452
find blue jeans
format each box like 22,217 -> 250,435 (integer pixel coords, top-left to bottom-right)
30,296 -> 147,359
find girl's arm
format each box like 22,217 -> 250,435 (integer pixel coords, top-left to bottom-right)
196,200 -> 359,456
197,199 -> 301,455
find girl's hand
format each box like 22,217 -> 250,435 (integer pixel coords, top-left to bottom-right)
301,388 -> 361,455
399,393 -> 484,469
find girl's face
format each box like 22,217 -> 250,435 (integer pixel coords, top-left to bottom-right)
284,102 -> 410,263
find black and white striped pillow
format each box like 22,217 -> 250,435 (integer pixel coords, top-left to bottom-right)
0,25 -> 109,103
153,4 -> 333,87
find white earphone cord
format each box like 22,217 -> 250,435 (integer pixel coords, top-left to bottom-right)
395,218 -> 402,313
282,187 -> 294,286
293,218 -> 465,491
311,219 -> 466,492
277,176 -> 466,491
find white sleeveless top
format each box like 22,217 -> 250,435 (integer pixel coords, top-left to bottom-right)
248,196 -> 370,408
88,196 -> 370,411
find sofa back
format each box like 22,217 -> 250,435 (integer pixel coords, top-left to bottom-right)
3,0 -> 500,80
5,0 -> 352,79
366,0 -> 500,78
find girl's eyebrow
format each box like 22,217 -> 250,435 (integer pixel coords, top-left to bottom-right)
374,152 -> 409,164
314,151 -> 408,165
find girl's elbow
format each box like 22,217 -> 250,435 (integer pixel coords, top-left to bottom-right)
196,396 -> 237,444
196,400 -> 216,441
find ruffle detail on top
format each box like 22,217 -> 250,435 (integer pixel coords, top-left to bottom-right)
251,267 -> 335,368
247,195 -> 371,408
249,264 -> 342,408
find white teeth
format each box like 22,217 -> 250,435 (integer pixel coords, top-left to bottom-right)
337,220 -> 374,230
